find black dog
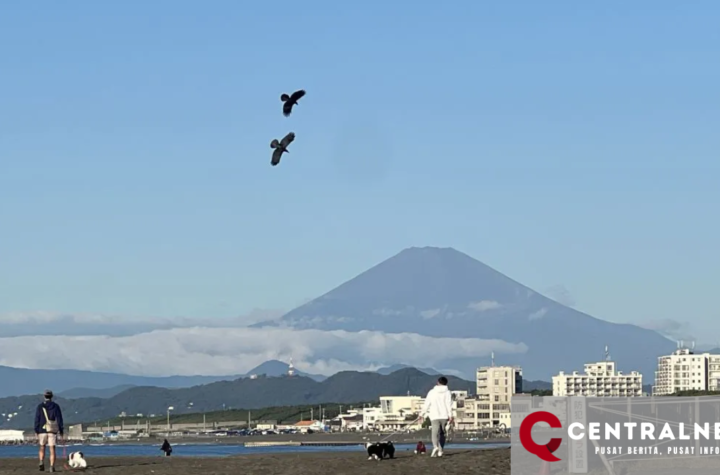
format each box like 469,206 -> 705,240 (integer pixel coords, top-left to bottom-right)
366,441 -> 395,460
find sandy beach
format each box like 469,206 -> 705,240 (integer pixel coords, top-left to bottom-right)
0,447 -> 510,475
58,430 -> 509,446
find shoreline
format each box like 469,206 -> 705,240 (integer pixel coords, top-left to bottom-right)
6,431 -> 509,446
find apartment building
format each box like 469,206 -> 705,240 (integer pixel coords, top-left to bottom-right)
553,360 -> 643,397
652,347 -> 720,395
459,399 -> 511,430
449,364 -> 522,430
476,365 -> 523,403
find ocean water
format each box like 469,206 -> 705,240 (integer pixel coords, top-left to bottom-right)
0,442 -> 509,458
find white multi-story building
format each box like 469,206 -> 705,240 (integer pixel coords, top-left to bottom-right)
553,360 -> 643,397
652,346 -> 720,395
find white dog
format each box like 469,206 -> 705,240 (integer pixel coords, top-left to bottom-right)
67,451 -> 87,469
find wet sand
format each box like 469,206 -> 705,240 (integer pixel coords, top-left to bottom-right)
0,447 -> 510,475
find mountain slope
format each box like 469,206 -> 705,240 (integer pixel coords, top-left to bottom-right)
0,365 -> 241,399
58,385 -> 137,399
253,246 -> 675,379
0,368 -> 473,430
376,364 -> 440,375
0,359 -> 327,399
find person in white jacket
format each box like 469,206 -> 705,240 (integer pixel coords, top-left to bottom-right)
419,376 -> 453,457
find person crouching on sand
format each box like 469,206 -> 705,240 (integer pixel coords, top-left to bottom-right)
160,439 -> 172,456
415,441 -> 427,454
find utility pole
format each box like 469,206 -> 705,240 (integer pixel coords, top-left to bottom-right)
311,408 -> 314,421
248,411 -> 251,429
203,413 -> 206,432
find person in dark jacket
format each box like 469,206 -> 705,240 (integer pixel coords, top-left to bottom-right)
160,439 -> 172,456
34,390 -> 64,472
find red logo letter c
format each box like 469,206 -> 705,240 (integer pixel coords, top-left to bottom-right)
519,411 -> 563,462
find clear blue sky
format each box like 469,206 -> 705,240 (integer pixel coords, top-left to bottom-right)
1,1 -> 718,339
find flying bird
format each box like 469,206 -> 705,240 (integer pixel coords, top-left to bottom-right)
280,89 -> 306,117
270,132 -> 296,166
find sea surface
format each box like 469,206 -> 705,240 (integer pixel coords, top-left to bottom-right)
0,442 -> 509,458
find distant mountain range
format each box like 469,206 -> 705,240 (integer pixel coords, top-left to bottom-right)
0,368 -> 475,430
0,360 -> 326,399
252,246 -> 677,380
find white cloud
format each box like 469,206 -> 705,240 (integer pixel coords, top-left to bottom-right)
468,300 -> 502,312
528,308 -> 548,321
420,309 -> 441,319
0,327 -> 528,378
0,309 -> 286,337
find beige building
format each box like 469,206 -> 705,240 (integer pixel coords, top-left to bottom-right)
373,396 -> 423,431
653,346 -> 720,395
452,364 -> 522,430
553,360 -> 643,397
476,365 -> 523,403
458,399 -> 511,429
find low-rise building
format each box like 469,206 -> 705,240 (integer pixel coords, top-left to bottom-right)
0,430 -> 24,442
362,406 -> 382,430
294,420 -> 324,433
553,357 -> 643,397
459,399 -> 511,429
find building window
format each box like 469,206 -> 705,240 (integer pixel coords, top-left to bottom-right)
494,379 -> 499,385
494,396 -> 499,402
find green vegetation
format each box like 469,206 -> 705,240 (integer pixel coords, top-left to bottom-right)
670,390 -> 720,397
525,389 -> 553,396
92,401 -> 376,426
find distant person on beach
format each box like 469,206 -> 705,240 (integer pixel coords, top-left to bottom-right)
34,389 -> 64,472
161,439 -> 172,456
419,376 -> 453,458
415,441 -> 427,454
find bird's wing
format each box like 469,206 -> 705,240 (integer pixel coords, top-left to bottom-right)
290,89 -> 306,102
282,101 -> 293,116
280,132 -> 295,148
270,139 -> 279,148
271,147 -> 283,166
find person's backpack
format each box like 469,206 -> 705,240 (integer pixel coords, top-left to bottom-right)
42,406 -> 60,434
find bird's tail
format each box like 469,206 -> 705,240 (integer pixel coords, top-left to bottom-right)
280,94 -> 290,102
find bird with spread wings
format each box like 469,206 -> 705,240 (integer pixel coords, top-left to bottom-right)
270,132 -> 296,166
280,89 -> 306,117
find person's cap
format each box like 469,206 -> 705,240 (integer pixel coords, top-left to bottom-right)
44,389 -> 53,398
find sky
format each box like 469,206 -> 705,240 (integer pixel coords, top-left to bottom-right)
1,1 -> 719,376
